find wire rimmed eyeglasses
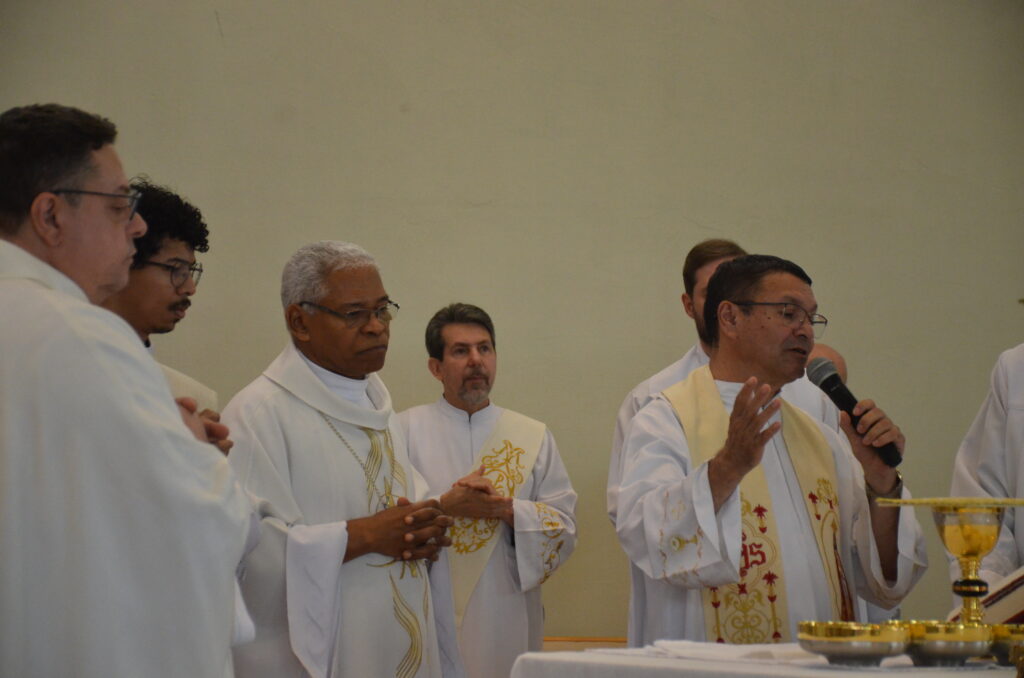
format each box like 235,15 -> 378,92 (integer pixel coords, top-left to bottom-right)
51,188 -> 142,223
733,301 -> 828,338
299,300 -> 399,328
140,260 -> 203,288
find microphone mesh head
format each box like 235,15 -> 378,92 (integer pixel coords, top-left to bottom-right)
806,357 -> 838,386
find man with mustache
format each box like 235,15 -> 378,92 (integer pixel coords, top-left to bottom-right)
399,303 -> 577,678
101,180 -> 222,425
223,241 -> 451,678
616,255 -> 927,645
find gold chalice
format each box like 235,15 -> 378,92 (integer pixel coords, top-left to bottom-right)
878,497 -> 1024,625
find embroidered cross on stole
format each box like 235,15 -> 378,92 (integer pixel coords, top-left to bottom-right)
446,410 -> 546,629
662,366 -> 854,643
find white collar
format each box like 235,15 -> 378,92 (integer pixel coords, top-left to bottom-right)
297,351 -> 372,406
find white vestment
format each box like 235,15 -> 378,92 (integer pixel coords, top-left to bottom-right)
950,343 -> 1024,585
398,399 -> 578,678
609,344 -> 854,644
0,241 -> 251,677
224,342 -> 441,678
160,362 -> 219,412
616,378 -> 927,646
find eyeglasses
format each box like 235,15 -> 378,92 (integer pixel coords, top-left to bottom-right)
733,301 -> 828,338
140,260 -> 203,288
52,188 -> 142,223
299,300 -> 399,329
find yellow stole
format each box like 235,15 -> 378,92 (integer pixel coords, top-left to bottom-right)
663,366 -> 854,643
446,410 -> 546,629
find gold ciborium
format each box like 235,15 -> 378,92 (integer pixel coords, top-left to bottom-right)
878,497 -> 1024,625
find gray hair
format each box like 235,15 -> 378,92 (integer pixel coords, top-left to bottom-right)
280,240 -> 378,308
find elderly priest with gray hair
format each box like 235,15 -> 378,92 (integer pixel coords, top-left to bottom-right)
224,241 -> 450,678
616,254 -> 927,645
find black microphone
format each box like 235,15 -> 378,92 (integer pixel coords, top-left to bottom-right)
806,357 -> 902,468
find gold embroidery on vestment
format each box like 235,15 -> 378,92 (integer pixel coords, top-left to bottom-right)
536,503 -> 565,583
449,439 -> 526,554
390,572 -> 424,678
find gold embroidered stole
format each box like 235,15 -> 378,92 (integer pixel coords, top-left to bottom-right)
663,366 -> 854,643
447,410 -> 546,629
327,422 -> 427,678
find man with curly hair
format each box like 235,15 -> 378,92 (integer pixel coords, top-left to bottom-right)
102,180 -> 219,414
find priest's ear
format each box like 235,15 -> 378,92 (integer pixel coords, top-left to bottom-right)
716,300 -> 742,341
427,357 -> 444,383
26,192 -> 66,247
285,304 -> 313,343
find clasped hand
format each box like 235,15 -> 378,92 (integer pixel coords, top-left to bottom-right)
440,465 -> 513,525
346,498 -> 453,563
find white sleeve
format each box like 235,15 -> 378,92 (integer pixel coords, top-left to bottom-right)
833,427 -> 928,609
950,352 -> 1022,582
616,397 -> 743,588
226,399 -> 348,678
510,430 -> 578,591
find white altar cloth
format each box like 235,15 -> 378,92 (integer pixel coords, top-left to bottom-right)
511,648 -> 1012,678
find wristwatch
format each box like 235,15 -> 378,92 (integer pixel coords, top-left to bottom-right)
866,470 -> 903,501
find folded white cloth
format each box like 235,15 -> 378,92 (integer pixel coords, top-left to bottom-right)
649,640 -> 818,663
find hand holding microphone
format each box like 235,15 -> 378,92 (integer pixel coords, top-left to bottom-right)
807,357 -> 904,468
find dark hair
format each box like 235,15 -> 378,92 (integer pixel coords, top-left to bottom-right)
129,179 -> 209,265
425,303 -> 496,360
0,104 -> 117,235
702,254 -> 813,347
682,239 -> 747,296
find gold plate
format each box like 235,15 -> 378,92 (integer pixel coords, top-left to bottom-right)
904,620 -> 992,667
876,497 -> 1024,508
797,621 -> 908,666
991,624 -> 1024,666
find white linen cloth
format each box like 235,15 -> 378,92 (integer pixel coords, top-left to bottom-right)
224,342 -> 441,678
399,398 -> 578,678
616,378 -> 927,646
0,240 -> 252,677
950,343 -> 1024,586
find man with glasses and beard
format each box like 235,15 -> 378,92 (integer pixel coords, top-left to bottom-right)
615,255 -> 926,645
398,303 -> 577,678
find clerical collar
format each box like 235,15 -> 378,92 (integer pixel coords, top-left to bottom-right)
437,395 -> 495,422
298,352 -> 373,407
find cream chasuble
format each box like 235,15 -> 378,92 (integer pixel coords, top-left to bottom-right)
400,399 -> 577,678
225,343 -> 441,678
663,366 -> 854,642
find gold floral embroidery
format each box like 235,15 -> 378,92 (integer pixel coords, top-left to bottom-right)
708,497 -> 784,643
449,439 -> 526,554
536,503 -> 565,584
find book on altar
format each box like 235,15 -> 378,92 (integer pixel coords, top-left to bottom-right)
948,564 -> 1024,623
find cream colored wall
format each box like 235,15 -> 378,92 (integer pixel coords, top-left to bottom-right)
3,0 -> 1023,638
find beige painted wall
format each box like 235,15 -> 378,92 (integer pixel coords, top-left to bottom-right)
3,0 -> 1023,638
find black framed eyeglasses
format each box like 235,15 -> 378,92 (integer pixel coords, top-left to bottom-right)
140,260 -> 203,288
52,188 -> 142,222
299,300 -> 399,329
733,301 -> 828,338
